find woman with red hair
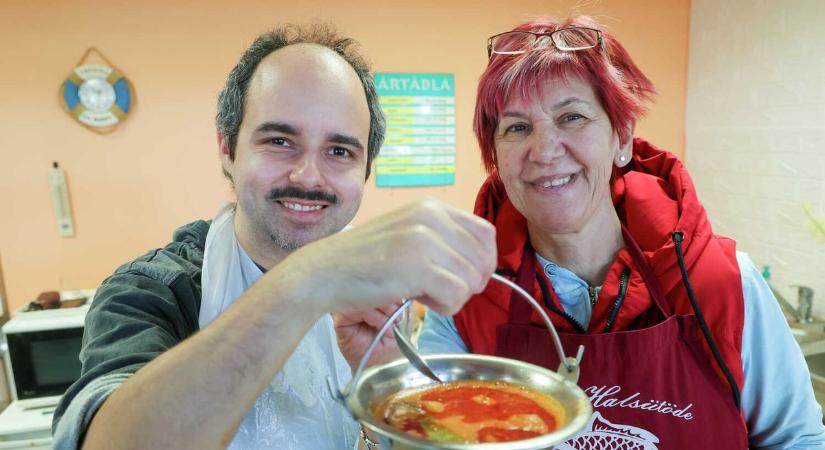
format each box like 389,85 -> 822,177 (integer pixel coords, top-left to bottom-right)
419,16 -> 825,447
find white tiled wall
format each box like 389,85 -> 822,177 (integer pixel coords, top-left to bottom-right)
686,0 -> 825,317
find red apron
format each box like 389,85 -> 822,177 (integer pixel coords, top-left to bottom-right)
495,236 -> 749,449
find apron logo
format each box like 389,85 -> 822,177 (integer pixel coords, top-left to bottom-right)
585,385 -> 695,421
556,412 -> 660,450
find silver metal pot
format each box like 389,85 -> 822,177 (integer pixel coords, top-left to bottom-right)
337,274 -> 593,449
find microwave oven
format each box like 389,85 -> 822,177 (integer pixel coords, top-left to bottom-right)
0,293 -> 92,448
2,303 -> 89,401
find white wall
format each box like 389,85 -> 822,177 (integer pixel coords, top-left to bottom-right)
686,0 -> 825,317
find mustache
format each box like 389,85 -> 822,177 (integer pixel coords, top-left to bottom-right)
267,186 -> 337,204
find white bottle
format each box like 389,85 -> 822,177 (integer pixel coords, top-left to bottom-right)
49,162 -> 75,237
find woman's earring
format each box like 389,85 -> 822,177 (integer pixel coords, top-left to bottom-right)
619,155 -> 627,162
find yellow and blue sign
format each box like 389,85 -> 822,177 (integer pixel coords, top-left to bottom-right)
375,73 -> 455,187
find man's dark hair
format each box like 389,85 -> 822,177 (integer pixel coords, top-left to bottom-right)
216,23 -> 385,180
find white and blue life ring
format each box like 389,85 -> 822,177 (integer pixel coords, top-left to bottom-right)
62,64 -> 132,129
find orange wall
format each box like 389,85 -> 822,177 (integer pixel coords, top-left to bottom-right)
0,0 -> 689,315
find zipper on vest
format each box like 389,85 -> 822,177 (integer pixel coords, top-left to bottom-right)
535,272 -> 587,333
498,267 -> 589,333
587,285 -> 601,306
603,267 -> 631,332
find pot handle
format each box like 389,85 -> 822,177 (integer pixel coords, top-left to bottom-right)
334,273 -> 585,400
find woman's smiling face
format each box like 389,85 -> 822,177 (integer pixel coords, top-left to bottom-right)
494,73 -> 630,235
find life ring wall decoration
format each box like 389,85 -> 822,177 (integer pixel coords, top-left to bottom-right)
60,47 -> 134,134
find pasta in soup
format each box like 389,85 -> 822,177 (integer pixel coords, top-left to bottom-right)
375,380 -> 565,443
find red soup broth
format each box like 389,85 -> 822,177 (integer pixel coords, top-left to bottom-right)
374,380 -> 566,443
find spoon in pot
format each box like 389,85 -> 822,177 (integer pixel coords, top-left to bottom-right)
393,300 -> 443,384
338,298 -> 443,399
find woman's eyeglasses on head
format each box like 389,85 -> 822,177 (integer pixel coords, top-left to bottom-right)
487,27 -> 603,58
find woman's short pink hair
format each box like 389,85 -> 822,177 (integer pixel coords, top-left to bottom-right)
474,16 -> 656,174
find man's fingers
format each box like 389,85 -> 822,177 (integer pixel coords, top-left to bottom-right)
360,308 -> 391,329
377,301 -> 403,319
410,201 -> 497,294
444,206 -> 497,249
320,199 -> 497,317
415,267 -> 477,316
419,236 -> 488,299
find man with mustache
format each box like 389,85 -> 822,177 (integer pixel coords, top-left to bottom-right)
51,24 -> 496,450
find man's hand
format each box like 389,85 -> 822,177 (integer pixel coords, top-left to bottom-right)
300,198 -> 497,374
280,198 -> 498,318
333,302 -> 402,371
